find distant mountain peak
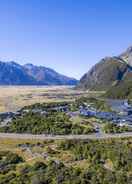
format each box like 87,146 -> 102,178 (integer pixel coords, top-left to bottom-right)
0,61 -> 78,85
120,46 -> 132,66
125,45 -> 132,53
24,63 -> 35,69
7,61 -> 19,66
24,63 -> 34,66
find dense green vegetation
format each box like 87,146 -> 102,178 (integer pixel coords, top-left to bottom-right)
0,138 -> 132,184
0,111 -> 95,134
0,151 -> 23,177
24,97 -> 111,112
58,139 -> 132,184
105,81 -> 132,99
75,97 -> 112,111
22,101 -> 70,111
103,123 -> 131,133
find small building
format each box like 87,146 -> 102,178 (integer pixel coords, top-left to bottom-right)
80,108 -> 96,117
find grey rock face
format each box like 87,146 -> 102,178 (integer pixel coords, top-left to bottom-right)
120,46 -> 132,66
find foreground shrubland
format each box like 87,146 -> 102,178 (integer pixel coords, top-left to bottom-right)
0,138 -> 131,184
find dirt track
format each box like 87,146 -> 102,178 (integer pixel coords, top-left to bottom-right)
0,132 -> 131,140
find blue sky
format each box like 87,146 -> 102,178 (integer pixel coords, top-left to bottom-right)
0,0 -> 132,79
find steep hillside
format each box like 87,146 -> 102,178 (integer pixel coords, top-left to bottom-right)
0,61 -> 78,85
77,57 -> 129,90
77,46 -> 132,94
105,49 -> 132,99
105,67 -> 132,99
105,81 -> 132,99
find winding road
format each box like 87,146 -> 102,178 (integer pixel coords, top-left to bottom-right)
0,132 -> 132,140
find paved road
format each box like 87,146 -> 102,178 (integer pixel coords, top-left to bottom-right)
0,132 -> 132,140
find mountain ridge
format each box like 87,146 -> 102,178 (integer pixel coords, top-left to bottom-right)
76,46 -> 132,99
0,61 -> 78,85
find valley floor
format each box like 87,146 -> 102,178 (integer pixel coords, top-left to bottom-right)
0,85 -> 102,112
0,90 -> 131,183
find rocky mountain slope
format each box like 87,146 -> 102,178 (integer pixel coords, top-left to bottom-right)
77,46 -> 132,99
77,57 -> 128,90
0,61 -> 78,85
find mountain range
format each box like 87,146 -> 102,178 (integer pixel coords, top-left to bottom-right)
77,46 -> 132,99
1,46 -> 132,99
0,61 -> 78,85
